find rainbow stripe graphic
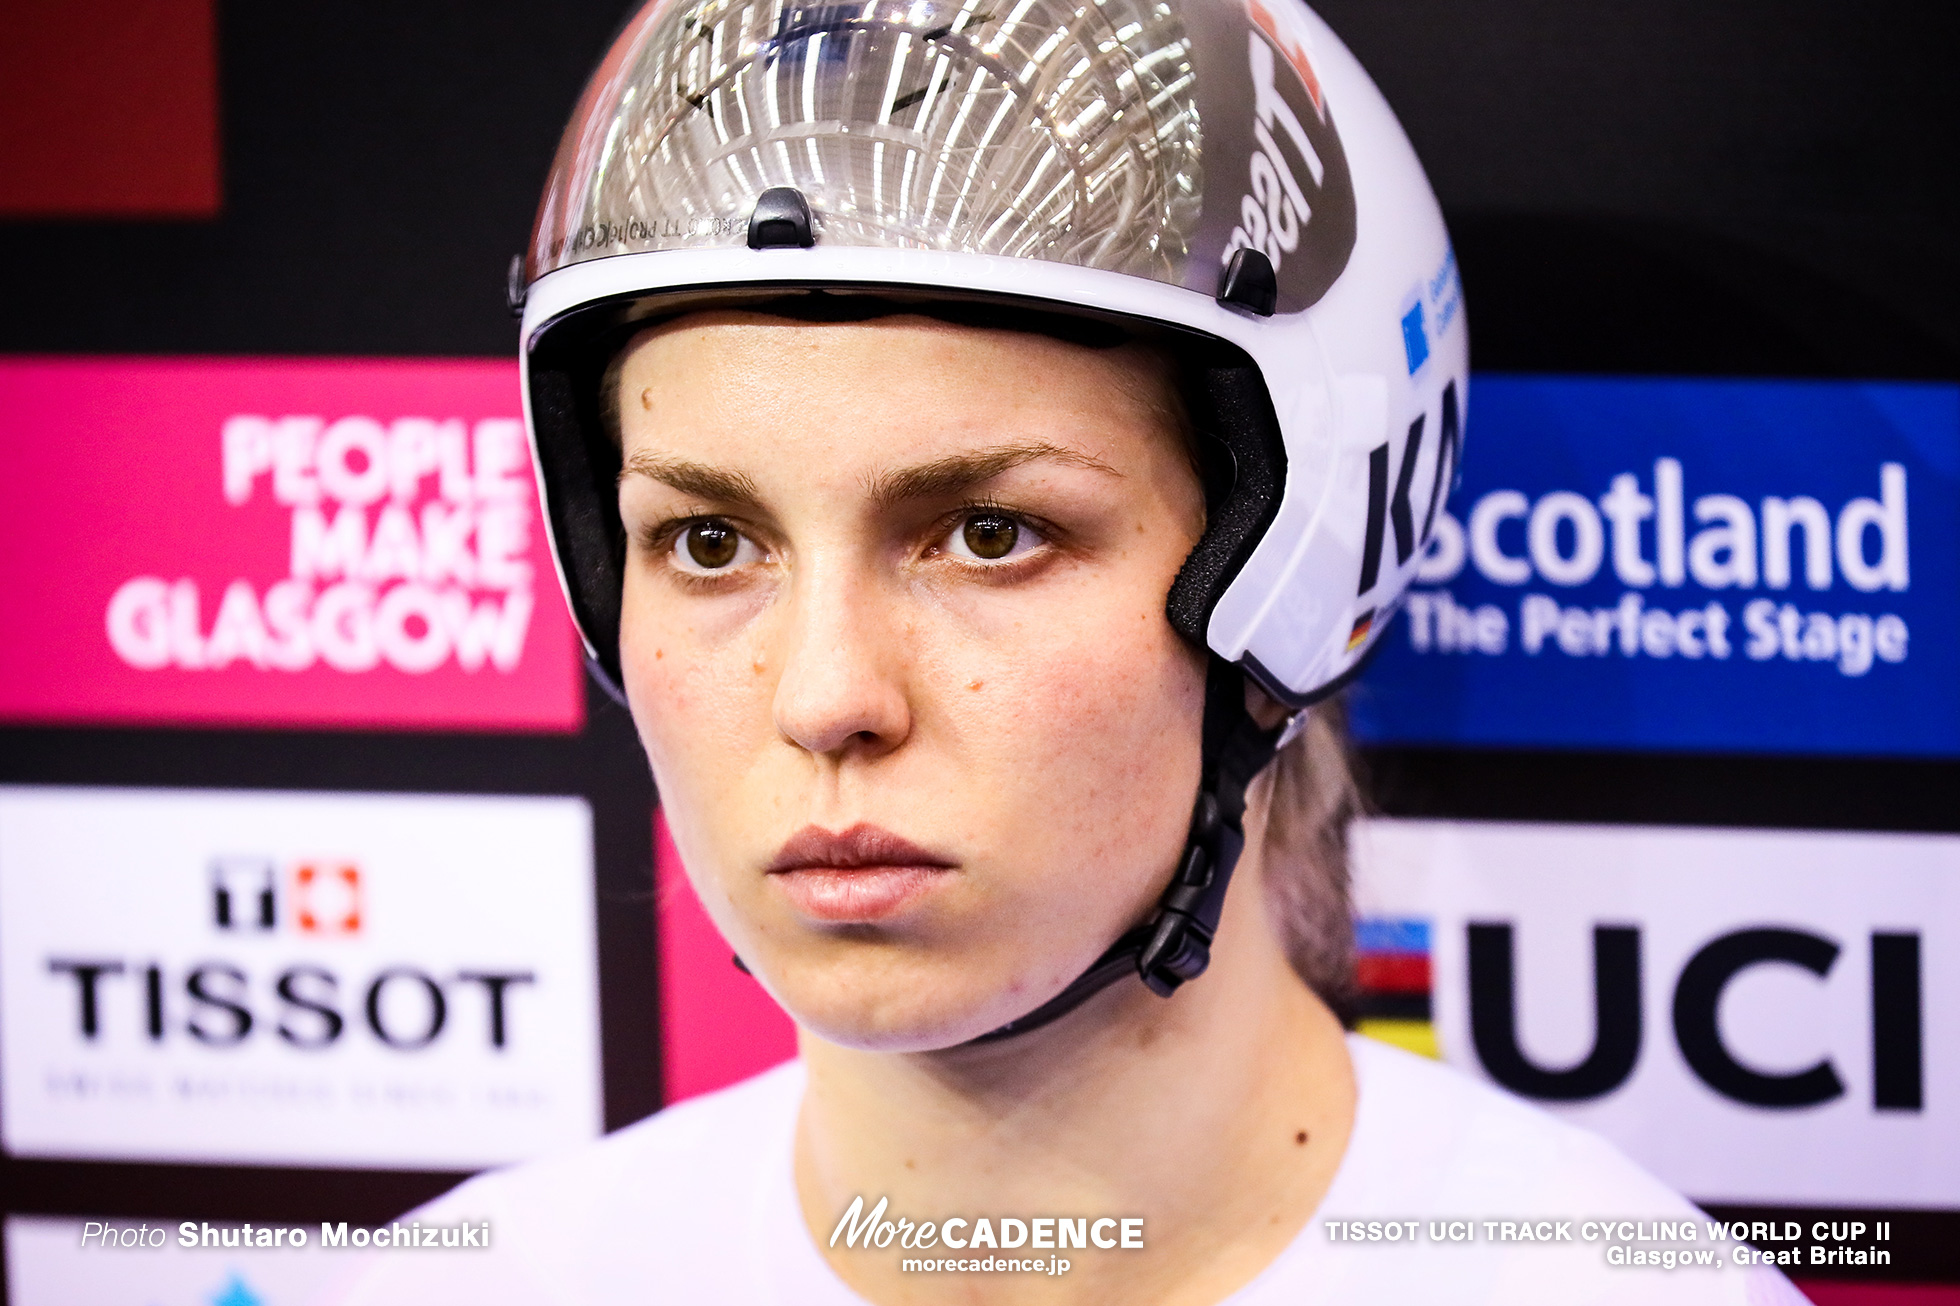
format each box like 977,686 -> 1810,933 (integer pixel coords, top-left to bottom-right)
1353,917 -> 1437,1058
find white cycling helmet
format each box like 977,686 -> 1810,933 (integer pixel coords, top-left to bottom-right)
516,0 -> 1466,1036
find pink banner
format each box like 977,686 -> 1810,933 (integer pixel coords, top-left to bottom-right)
0,357 -> 582,731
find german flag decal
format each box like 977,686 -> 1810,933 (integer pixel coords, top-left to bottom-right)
1347,609 -> 1376,652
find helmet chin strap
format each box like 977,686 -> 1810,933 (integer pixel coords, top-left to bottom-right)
967,655 -> 1293,1043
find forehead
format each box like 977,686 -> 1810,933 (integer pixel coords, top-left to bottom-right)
613,310 -> 1183,471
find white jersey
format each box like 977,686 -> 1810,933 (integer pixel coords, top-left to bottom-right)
321,1036 -> 1804,1305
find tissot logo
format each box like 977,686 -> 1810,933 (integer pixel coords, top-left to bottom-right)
211,857 -> 362,935
44,957 -> 536,1053
0,787 -> 602,1169
45,853 -> 532,1054
294,862 -> 362,935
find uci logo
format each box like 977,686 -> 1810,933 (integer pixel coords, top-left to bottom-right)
1222,0 -> 1356,312
1468,923 -> 1924,1112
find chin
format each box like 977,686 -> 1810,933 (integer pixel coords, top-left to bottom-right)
767,947 -> 1074,1054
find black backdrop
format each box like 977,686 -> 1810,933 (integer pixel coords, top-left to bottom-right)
3,0 -> 1957,1291
8,0 -> 1957,372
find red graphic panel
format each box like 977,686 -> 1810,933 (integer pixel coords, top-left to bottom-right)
1354,951 -> 1431,994
656,811 -> 797,1104
1796,1284 -> 1960,1305
0,0 -> 221,217
0,358 -> 583,732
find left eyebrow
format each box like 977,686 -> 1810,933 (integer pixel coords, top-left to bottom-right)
865,442 -> 1119,508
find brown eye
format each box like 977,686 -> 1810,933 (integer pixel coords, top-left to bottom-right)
961,513 -> 1018,560
682,519 -> 740,569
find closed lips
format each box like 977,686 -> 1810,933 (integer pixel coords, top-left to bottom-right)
768,824 -> 957,873
767,825 -> 957,923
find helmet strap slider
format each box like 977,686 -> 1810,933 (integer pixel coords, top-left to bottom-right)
1271,707 -> 1310,753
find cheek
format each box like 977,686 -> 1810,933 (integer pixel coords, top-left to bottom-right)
618,584 -> 770,828
1023,624 -> 1192,762
931,588 -> 1206,881
618,589 -> 791,963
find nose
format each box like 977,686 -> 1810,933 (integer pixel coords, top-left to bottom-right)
770,559 -> 912,761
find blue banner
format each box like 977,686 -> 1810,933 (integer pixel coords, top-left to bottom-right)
1348,376 -> 1960,756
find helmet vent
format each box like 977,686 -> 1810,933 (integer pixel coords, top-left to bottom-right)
748,187 -> 816,250
1216,248 -> 1278,317
505,253 -> 528,317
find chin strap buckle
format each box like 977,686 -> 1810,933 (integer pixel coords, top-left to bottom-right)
1137,792 -> 1244,996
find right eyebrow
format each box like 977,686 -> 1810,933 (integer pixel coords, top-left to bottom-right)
618,452 -> 763,509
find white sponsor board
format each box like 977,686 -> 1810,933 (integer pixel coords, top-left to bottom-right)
6,1216 -> 344,1306
1351,818 -> 1959,1206
0,786 -> 603,1169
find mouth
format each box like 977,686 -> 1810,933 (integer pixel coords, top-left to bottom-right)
766,823 -> 958,923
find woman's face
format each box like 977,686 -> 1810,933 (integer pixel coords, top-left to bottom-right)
617,311 -> 1208,1050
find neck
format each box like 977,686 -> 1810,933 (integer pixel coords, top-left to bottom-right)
793,835 -> 1357,1306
